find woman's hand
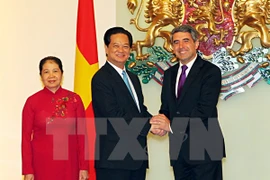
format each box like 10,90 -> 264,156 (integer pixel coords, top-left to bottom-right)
24,174 -> 34,180
79,170 -> 89,180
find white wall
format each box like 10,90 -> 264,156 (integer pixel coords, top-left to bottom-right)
0,0 -> 114,179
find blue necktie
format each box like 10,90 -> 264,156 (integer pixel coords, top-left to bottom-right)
122,70 -> 135,100
177,65 -> 188,98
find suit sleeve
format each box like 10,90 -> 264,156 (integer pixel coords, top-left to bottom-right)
75,94 -> 89,170
134,76 -> 152,136
140,105 -> 152,137
190,66 -> 221,118
21,98 -> 34,175
159,70 -> 171,119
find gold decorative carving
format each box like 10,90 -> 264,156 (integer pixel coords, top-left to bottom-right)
127,0 -> 270,60
127,0 -> 184,60
228,0 -> 270,57
124,0 -> 270,97
186,0 -> 229,46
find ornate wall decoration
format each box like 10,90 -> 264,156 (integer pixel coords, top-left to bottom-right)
127,0 -> 184,61
126,0 -> 270,100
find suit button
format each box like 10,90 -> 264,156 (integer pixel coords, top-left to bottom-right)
176,111 -> 180,114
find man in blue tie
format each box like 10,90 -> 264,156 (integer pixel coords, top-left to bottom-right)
91,27 -> 163,180
150,25 -> 226,180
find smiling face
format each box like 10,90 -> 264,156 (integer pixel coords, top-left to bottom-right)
105,33 -> 131,69
40,60 -> 63,93
172,32 -> 199,65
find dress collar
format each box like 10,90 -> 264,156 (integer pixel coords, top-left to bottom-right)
43,86 -> 63,95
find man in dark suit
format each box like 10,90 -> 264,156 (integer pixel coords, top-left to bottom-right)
150,25 -> 225,180
91,27 -> 163,180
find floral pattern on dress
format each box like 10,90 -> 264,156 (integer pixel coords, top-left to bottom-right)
46,93 -> 77,124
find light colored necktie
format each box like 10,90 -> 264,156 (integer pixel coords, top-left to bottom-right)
177,65 -> 188,98
122,70 -> 135,100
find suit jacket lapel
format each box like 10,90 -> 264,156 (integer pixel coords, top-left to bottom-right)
127,71 -> 140,97
104,62 -> 139,111
177,57 -> 204,105
127,71 -> 142,109
171,64 -> 179,101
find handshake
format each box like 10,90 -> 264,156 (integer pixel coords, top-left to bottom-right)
149,114 -> 170,136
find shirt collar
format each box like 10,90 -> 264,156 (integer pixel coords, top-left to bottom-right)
107,61 -> 126,76
179,54 -> 197,70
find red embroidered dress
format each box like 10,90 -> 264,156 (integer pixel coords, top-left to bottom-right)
22,87 -> 88,180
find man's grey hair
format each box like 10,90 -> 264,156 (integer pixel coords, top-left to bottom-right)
171,24 -> 199,43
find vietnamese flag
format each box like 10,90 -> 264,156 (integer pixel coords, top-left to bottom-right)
74,0 -> 98,179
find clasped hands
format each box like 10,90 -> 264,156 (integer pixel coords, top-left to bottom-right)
150,114 -> 170,136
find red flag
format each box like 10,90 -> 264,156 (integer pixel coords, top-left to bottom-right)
74,0 -> 98,179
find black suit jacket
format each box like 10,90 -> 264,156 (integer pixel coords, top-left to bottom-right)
160,55 -> 225,165
91,62 -> 151,170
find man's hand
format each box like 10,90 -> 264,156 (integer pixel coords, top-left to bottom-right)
150,127 -> 167,136
150,114 -> 170,136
